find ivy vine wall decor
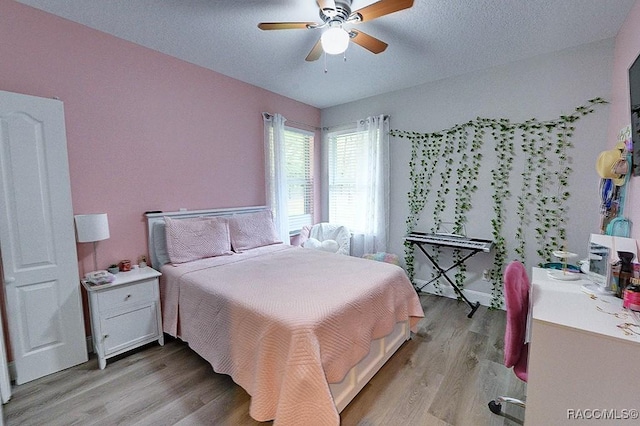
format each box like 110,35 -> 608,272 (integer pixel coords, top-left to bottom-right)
390,97 -> 606,308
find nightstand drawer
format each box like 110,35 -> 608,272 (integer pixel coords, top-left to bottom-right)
101,302 -> 159,356
96,279 -> 156,311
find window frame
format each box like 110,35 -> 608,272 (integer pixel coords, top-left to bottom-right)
326,127 -> 369,234
283,126 -> 314,235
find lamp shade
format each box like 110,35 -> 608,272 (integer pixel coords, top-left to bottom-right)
321,27 -> 350,55
74,213 -> 110,243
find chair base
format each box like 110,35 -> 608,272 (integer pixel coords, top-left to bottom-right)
488,396 -> 526,415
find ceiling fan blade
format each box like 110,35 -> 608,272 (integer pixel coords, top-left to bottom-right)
353,0 -> 414,22
258,22 -> 316,30
350,30 -> 388,54
305,38 -> 323,62
317,0 -> 337,15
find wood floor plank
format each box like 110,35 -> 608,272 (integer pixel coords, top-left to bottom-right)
17,345 -> 204,426
428,329 -> 486,424
131,372 -> 228,425
3,294 -> 526,426
5,340 -> 185,417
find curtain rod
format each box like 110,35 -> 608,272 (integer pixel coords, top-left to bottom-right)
262,112 -> 320,131
322,114 -> 389,131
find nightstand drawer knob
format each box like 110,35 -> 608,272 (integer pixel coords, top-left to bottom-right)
103,334 -> 109,339
125,294 -> 131,300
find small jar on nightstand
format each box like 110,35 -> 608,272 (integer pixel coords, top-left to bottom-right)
81,266 -> 163,369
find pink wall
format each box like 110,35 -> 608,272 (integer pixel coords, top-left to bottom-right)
608,0 -> 640,239
0,0 -> 320,276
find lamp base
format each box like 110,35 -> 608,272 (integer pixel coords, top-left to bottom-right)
92,241 -> 99,272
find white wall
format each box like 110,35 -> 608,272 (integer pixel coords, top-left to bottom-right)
321,38 -> 615,304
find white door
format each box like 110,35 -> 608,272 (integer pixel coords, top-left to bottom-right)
0,90 -> 87,385
0,294 -> 10,403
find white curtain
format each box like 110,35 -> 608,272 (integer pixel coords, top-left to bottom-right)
263,112 -> 290,243
352,114 -> 389,256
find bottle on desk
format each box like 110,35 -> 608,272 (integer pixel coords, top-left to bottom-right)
623,278 -> 640,311
616,251 -> 635,298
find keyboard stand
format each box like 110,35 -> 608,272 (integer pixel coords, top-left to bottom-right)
409,241 -> 482,318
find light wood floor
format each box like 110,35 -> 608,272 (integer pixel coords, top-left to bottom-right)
3,294 -> 525,425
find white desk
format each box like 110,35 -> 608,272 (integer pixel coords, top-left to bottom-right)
526,267 -> 640,424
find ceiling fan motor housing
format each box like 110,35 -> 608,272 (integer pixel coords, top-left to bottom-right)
320,0 -> 352,24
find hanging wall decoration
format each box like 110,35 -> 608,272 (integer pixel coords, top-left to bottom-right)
391,97 -> 606,308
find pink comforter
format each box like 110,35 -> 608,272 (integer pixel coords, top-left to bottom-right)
160,245 -> 424,425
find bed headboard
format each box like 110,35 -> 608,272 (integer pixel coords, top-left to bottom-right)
145,206 -> 267,269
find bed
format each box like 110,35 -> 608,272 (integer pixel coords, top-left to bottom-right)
145,206 -> 424,425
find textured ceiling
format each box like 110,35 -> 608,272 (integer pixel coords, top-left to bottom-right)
16,0 -> 637,109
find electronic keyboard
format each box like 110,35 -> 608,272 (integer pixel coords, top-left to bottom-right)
405,232 -> 493,252
405,231 -> 493,318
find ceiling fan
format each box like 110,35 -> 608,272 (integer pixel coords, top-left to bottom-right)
258,0 -> 414,61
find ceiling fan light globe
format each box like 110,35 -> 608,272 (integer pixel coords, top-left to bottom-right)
321,27 -> 349,55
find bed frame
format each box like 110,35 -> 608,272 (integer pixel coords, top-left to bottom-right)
144,206 -> 410,414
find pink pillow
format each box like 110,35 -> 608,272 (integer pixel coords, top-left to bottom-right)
228,210 -> 281,252
164,216 -> 232,264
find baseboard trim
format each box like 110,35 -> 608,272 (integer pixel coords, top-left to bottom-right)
414,279 -> 503,310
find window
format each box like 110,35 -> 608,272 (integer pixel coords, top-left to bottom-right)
283,127 -> 314,233
325,115 -> 389,256
269,126 -> 313,234
264,113 -> 316,240
327,128 -> 368,233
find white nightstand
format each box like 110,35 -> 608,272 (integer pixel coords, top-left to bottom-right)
82,267 -> 163,369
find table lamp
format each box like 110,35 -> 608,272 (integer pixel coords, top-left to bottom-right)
74,213 -> 110,273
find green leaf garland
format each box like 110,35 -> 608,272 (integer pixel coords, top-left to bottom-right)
392,97 -> 606,308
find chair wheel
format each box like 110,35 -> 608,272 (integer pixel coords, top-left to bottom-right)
488,400 -> 502,414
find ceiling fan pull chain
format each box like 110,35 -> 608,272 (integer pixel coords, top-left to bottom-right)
324,51 -> 328,73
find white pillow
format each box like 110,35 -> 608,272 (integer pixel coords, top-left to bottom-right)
303,238 -> 339,253
152,221 -> 170,267
303,238 -> 321,249
320,239 -> 339,253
